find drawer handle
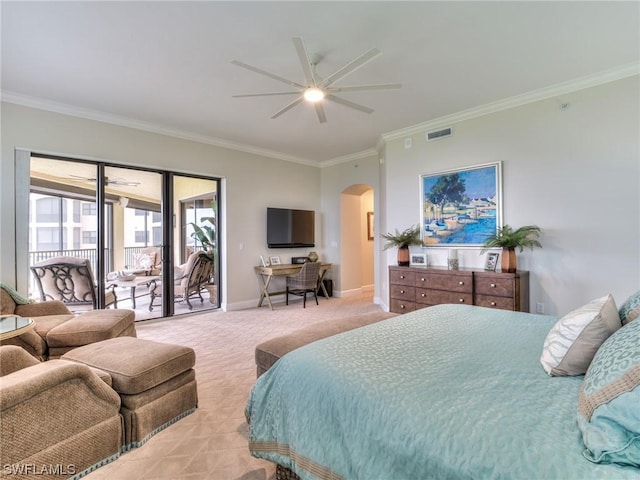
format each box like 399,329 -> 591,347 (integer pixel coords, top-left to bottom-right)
400,290 -> 405,294
459,298 -> 465,303
490,283 -> 496,288
420,277 -> 425,281
421,293 -> 426,297
459,281 -> 465,285
400,275 -> 405,279
400,304 -> 406,309
491,301 -> 497,306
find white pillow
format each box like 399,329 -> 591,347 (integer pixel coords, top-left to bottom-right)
134,253 -> 155,270
540,294 -> 621,376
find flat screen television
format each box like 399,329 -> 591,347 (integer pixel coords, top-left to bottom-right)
267,207 -> 315,248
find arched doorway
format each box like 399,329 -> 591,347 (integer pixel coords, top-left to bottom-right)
339,184 -> 374,297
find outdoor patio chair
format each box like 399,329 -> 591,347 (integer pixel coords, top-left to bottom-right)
30,256 -> 118,310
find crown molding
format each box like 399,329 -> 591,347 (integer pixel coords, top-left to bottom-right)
319,148 -> 379,168
1,91 -> 320,168
4,62 -> 638,169
380,62 -> 640,143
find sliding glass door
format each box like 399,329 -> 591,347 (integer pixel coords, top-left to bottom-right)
26,155 -> 220,319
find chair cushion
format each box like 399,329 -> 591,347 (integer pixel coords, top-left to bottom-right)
62,337 -> 195,395
46,309 -> 135,348
32,314 -> 77,338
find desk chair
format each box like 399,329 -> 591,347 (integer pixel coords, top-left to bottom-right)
285,261 -> 321,308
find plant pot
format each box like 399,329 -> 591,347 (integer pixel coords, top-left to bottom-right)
501,247 -> 517,273
397,246 -> 410,267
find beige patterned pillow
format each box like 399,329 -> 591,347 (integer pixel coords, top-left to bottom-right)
540,294 -> 621,376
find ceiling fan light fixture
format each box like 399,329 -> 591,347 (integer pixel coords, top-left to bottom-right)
304,88 -> 325,102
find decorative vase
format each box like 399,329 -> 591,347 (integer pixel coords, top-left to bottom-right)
502,247 -> 517,273
397,246 -> 410,266
447,249 -> 459,270
307,251 -> 319,262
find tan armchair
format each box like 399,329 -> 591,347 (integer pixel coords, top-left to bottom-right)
0,286 -> 136,361
0,345 -> 122,477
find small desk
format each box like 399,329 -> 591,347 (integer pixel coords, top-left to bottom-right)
108,275 -> 160,308
0,316 -> 35,340
254,263 -> 332,310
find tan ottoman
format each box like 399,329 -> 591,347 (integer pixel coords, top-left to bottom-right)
62,337 -> 198,450
46,309 -> 136,359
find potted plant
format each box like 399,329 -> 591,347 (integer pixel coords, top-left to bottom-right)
382,225 -> 422,266
482,224 -> 542,273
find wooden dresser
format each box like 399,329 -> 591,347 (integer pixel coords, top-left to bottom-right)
389,266 -> 529,314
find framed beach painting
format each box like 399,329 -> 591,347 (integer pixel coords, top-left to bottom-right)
420,162 -> 502,247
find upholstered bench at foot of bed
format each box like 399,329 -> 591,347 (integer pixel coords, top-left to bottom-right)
255,310 -> 397,377
62,336 -> 198,450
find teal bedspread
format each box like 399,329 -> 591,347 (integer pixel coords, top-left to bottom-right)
246,304 -> 640,480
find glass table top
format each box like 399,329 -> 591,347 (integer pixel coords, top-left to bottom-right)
0,316 -> 35,340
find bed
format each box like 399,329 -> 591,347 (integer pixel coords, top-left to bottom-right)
246,303 -> 640,480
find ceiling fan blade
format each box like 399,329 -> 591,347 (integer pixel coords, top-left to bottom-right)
320,48 -> 382,88
325,94 -> 374,114
270,96 -> 305,119
314,103 -> 327,123
109,179 -> 140,187
292,37 -> 316,87
233,91 -> 301,98
69,174 -> 94,182
231,60 -> 305,89
327,83 -> 402,93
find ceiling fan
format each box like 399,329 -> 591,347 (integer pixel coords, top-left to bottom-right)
68,175 -> 140,187
231,37 -> 401,123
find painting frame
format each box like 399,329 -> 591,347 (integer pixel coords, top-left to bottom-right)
269,256 -> 281,265
367,211 -> 374,240
484,252 -> 499,271
420,161 -> 502,248
410,253 -> 427,266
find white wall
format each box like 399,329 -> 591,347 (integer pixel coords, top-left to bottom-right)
378,76 -> 640,315
320,154 -> 380,295
0,102 -> 321,310
3,76 -> 638,315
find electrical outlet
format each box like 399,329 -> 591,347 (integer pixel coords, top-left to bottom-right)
536,302 -> 545,314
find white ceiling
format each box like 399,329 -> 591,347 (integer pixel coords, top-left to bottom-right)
2,1 -> 639,165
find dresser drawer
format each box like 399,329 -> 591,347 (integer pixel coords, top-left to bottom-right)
390,284 -> 415,301
389,268 -> 416,286
475,276 -> 514,297
418,288 -> 473,306
423,272 -> 473,293
475,294 -> 515,311
390,299 -> 416,313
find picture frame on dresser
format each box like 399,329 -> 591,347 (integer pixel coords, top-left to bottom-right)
421,161 -> 503,247
410,253 -> 427,266
484,252 -> 499,271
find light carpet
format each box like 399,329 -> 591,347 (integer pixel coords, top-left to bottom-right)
85,293 -> 383,480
